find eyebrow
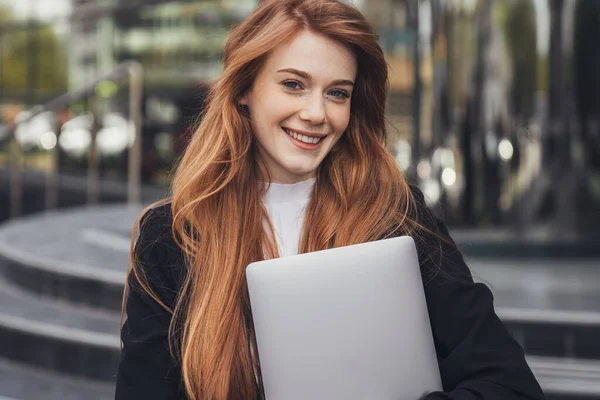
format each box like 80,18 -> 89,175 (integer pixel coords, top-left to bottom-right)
276,68 -> 354,87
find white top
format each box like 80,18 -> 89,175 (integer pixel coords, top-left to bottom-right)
262,178 -> 315,257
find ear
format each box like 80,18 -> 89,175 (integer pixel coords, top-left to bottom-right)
237,94 -> 250,115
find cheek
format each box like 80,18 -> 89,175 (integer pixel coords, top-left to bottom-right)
251,87 -> 297,124
329,107 -> 352,137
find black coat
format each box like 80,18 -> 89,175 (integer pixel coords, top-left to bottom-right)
115,187 -> 545,400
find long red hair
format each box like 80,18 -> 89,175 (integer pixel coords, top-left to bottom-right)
126,0 -> 430,398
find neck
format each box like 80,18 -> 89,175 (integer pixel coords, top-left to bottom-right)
263,177 -> 315,204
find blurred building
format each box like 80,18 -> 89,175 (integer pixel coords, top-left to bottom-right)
0,0 -> 421,184
69,0 -> 116,88
0,0 -> 599,233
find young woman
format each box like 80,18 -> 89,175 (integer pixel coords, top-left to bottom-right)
115,0 -> 545,399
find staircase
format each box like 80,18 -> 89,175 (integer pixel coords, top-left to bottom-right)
0,205 -> 598,399
0,205 -> 140,399
465,243 -> 600,400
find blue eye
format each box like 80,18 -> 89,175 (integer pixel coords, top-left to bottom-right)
282,80 -> 302,90
329,89 -> 350,99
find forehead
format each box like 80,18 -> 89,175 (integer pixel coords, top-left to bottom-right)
262,29 -> 357,81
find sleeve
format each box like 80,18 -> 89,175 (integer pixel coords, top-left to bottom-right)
115,206 -> 187,400
409,186 -> 545,400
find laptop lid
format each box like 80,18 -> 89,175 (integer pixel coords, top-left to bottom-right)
246,236 -> 442,400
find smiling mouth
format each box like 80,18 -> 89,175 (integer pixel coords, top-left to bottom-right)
282,127 -> 326,144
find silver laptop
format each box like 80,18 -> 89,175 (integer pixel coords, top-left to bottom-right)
246,236 -> 442,400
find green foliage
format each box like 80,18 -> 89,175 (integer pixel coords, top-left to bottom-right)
1,15 -> 68,96
0,5 -> 17,25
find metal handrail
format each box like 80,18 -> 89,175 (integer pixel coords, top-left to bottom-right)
6,61 -> 143,218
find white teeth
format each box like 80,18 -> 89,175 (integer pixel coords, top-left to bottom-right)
284,128 -> 322,145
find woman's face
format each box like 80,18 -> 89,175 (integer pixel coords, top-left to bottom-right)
240,29 -> 357,184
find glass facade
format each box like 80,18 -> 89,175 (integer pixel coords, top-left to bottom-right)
434,0 -> 600,236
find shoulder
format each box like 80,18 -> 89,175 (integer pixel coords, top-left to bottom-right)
405,182 -> 443,241
131,201 -> 186,307
406,182 -> 435,225
135,201 -> 175,247
404,183 -> 468,278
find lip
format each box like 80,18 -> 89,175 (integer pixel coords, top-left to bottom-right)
282,127 -> 327,138
282,127 -> 325,150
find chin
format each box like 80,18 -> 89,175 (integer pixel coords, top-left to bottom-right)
282,158 -> 318,174
281,164 -> 317,179
287,168 -> 316,177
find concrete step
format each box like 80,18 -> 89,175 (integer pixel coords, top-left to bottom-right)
502,308 -> 600,360
0,166 -> 168,224
530,356 -> 600,399
0,205 -> 141,311
0,276 -> 120,380
469,256 -> 600,360
451,227 -> 600,259
0,357 -> 114,400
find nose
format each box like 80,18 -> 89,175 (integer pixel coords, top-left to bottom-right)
298,95 -> 326,125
